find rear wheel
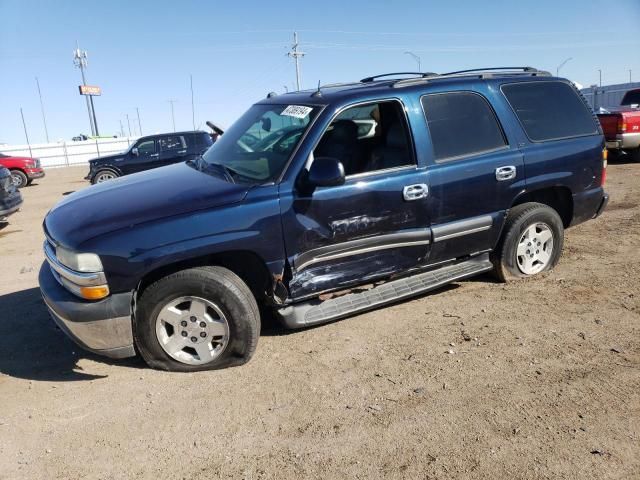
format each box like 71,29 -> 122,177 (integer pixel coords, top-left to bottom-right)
491,202 -> 564,282
92,169 -> 118,184
10,170 -> 28,189
134,266 -> 260,372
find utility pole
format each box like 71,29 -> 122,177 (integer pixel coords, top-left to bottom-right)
119,119 -> 125,137
136,107 -> 142,135
168,99 -> 177,132
35,77 -> 50,143
287,32 -> 305,91
126,114 -> 132,137
20,108 -> 33,158
630,69 -> 633,83
190,75 -> 196,131
598,69 -> 602,87
73,42 -> 99,136
404,51 -> 421,72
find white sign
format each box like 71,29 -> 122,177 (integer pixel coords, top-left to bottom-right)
281,105 -> 313,119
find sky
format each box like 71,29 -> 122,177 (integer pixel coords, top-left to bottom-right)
1,0 -> 639,145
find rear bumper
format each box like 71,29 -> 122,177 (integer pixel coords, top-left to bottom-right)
38,262 -> 136,359
605,132 -> 640,150
570,187 -> 608,227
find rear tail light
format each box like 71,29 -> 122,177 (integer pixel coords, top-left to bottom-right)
601,148 -> 607,186
617,116 -> 627,133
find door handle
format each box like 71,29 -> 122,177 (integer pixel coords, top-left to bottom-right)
403,184 -> 429,201
495,166 -> 516,181
150,153 -> 159,158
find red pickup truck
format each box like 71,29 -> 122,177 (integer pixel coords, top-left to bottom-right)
0,152 -> 45,188
596,88 -> 640,160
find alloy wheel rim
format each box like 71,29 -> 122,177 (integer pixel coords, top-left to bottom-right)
516,223 -> 554,275
11,174 -> 23,187
96,172 -> 115,183
155,296 -> 230,365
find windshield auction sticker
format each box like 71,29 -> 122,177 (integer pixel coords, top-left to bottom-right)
281,105 -> 313,119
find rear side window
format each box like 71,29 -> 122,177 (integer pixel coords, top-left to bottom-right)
421,92 -> 506,162
160,135 -> 187,152
502,81 -> 598,142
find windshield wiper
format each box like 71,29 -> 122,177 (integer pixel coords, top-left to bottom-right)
207,162 -> 237,183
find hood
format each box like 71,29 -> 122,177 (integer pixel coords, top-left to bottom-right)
90,152 -> 125,165
45,162 -> 251,248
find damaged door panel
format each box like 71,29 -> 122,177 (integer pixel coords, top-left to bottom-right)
280,168 -> 432,299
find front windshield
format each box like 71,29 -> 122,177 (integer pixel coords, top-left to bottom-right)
201,104 -> 318,183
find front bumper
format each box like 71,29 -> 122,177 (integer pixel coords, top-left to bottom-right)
0,192 -> 23,218
38,262 -> 136,359
26,168 -> 45,180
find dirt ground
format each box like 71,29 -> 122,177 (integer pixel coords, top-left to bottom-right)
0,162 -> 638,480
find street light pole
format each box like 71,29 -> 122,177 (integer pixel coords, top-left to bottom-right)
630,69 -> 633,83
556,57 -> 572,77
404,51 -> 421,72
598,69 -> 602,87
35,77 -> 50,143
168,100 -> 177,132
126,114 -> 132,137
136,107 -> 142,135
20,108 -> 33,158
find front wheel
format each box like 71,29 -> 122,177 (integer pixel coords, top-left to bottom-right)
92,169 -> 118,184
491,202 -> 564,282
11,170 -> 28,189
134,266 -> 260,371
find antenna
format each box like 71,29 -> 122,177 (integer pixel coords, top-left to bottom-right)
311,80 -> 322,97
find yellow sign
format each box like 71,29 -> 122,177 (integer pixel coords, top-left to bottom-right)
78,85 -> 102,96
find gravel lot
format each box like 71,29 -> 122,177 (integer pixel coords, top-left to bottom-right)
0,162 -> 638,479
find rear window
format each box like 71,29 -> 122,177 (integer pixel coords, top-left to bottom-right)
502,81 -> 598,142
621,89 -> 640,106
421,92 -> 507,162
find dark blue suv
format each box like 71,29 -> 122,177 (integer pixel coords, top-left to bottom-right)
39,67 -> 609,371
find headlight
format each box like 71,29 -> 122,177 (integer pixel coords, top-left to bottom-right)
56,245 -> 104,272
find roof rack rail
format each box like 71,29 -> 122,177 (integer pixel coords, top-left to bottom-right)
360,72 -> 437,83
440,66 -> 549,76
391,66 -> 551,88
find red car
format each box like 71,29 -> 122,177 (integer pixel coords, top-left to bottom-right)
0,152 -> 45,188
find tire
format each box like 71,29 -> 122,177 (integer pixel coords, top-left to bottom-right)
134,266 -> 260,372
491,202 -> 564,282
10,170 -> 28,189
91,169 -> 118,184
627,148 -> 640,162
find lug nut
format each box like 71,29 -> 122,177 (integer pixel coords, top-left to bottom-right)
180,320 -> 187,327
200,321 -> 206,328
200,332 -> 207,338
536,250 -> 540,254
190,316 -> 197,322
191,336 -> 197,343
181,331 -> 187,337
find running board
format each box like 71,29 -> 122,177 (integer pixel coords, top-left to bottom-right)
277,254 -> 493,329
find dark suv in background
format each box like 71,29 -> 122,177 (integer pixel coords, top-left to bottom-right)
41,67 -> 608,372
85,131 -> 213,183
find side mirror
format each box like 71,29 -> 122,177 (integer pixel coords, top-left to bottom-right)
131,147 -> 139,156
307,156 -> 345,187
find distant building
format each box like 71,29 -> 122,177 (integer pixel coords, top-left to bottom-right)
581,82 -> 640,110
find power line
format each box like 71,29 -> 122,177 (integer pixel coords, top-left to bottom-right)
287,32 -> 305,91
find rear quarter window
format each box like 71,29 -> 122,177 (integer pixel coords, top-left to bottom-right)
421,91 -> 507,162
501,81 -> 598,142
